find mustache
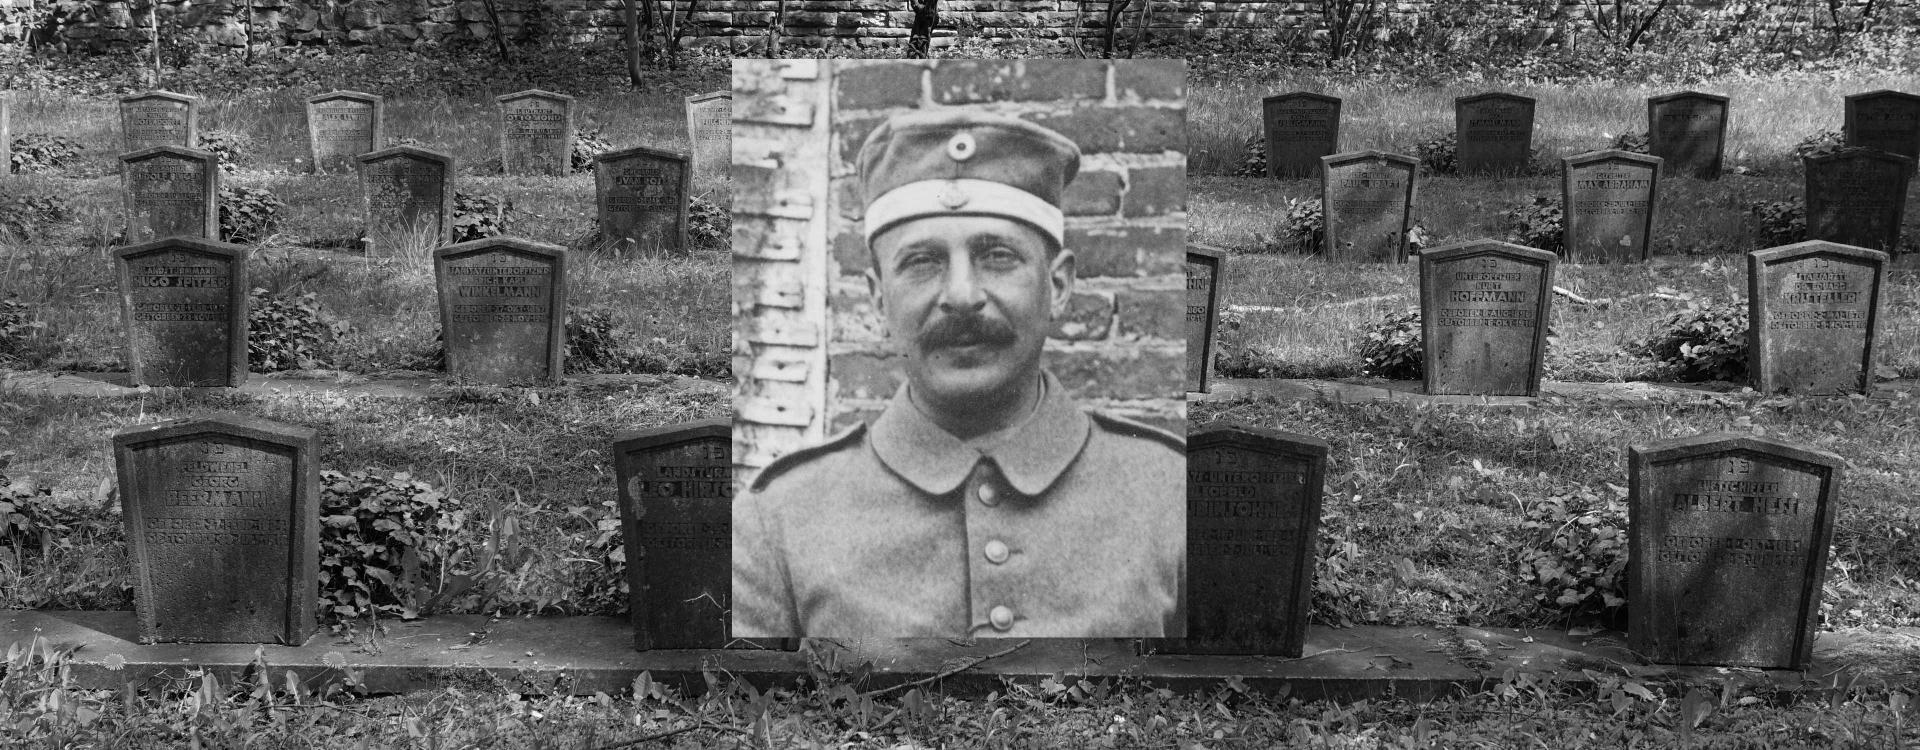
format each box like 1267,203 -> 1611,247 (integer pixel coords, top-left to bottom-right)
915,312 -> 1018,350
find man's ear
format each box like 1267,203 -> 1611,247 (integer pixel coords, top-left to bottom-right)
1048,248 -> 1076,318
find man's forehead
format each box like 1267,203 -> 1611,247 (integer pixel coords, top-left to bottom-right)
874,216 -> 1050,254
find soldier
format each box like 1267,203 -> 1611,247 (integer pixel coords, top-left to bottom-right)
732,109 -> 1186,639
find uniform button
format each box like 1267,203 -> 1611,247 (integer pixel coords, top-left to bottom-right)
977,483 -> 998,506
989,605 -> 1015,631
984,539 -> 1010,564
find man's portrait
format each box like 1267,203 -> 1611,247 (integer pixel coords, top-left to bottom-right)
729,59 -> 1188,639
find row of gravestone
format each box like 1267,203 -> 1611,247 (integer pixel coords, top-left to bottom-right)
1300,147 -> 1912,263
1185,240 -> 1892,397
111,413 -> 1841,670
65,89 -> 733,179
1264,89 -> 1920,179
116,236 -> 572,386
118,143 -> 696,254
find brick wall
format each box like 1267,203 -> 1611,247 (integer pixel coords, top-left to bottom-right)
5,0 -> 1901,53
823,59 -> 1188,436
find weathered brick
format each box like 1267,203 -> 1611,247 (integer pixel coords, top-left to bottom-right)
1050,291 -> 1114,341
832,351 -> 904,400
1029,106 -> 1185,153
1062,168 -> 1123,217
1122,164 -> 1185,217
1066,225 -> 1184,277
1114,59 -> 1185,102
831,284 -> 887,342
835,61 -> 926,111
930,59 -> 1106,105
1114,288 -> 1183,341
1044,346 -> 1184,400
830,112 -> 890,175
831,225 -> 870,275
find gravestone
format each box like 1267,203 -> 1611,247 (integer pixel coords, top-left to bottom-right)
306,91 -> 384,175
1647,91 -> 1729,179
685,91 -> 732,178
1151,423 -> 1326,657
114,237 -> 248,387
1845,90 -> 1920,161
1454,93 -> 1535,175
615,419 -> 739,650
1321,150 -> 1417,263
434,238 -> 566,384
1186,244 -> 1224,393
1562,150 -> 1662,264
121,146 -> 218,243
114,414 -> 319,645
1419,240 -> 1556,396
119,91 -> 198,153
1628,432 -> 1841,669
594,146 -> 690,253
1262,92 -> 1341,179
496,89 -> 575,177
1748,241 -> 1887,395
358,146 -> 454,252
1804,148 -> 1915,253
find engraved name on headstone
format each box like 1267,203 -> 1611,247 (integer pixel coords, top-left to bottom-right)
121,146 -> 219,243
1419,240 -> 1556,396
114,237 -> 248,388
1748,241 -> 1887,395
358,146 -> 454,252
1804,148 -> 1915,254
306,91 -> 384,175
114,414 -> 319,645
1262,92 -> 1341,179
1563,150 -> 1662,264
1629,432 -> 1841,670
1186,244 -> 1224,393
595,146 -> 691,253
1455,93 -> 1535,175
119,91 -> 198,153
615,420 -> 742,650
433,238 -> 566,384
1321,150 -> 1417,263
1151,423 -> 1326,657
497,89 -> 575,177
1647,91 -> 1729,180
1844,90 -> 1920,161
686,91 -> 733,178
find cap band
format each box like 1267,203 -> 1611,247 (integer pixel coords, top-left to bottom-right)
863,178 -> 1065,248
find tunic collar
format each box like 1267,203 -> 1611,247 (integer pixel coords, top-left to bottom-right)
870,370 -> 1092,498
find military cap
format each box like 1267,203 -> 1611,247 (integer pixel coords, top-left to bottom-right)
858,109 -> 1082,248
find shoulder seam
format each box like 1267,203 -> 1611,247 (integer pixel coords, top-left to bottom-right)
749,423 -> 868,492
1088,411 -> 1185,452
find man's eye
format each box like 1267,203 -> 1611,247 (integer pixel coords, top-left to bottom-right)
980,248 -> 1023,268
898,252 -> 941,270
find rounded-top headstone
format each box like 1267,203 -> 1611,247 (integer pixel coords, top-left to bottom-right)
358,145 -> 456,251
1321,149 -> 1419,263
1419,239 -> 1557,396
1454,93 -> 1536,175
594,145 -> 691,254
1844,89 -> 1920,161
120,145 -> 220,243
306,90 -> 385,175
1747,240 -> 1888,395
114,236 -> 249,387
1185,244 -> 1225,394
119,90 -> 199,153
1562,149 -> 1663,264
1803,147 -> 1915,254
613,419 -> 735,650
1646,91 -> 1730,180
1262,91 -> 1342,179
433,237 -> 568,385
496,89 -> 576,177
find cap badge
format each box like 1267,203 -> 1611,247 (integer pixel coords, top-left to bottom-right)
938,181 -> 970,210
946,132 -> 977,162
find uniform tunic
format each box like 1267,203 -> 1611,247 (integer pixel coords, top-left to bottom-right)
732,371 -> 1186,638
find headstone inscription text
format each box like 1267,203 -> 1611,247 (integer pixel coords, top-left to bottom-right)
1420,241 -> 1556,396
1647,92 -> 1729,179
1455,93 -> 1535,175
115,238 -> 248,388
122,146 -> 218,243
1185,245 -> 1224,393
358,146 -> 453,251
434,239 -> 566,384
1629,433 -> 1840,669
1152,424 -> 1325,657
1748,241 -> 1887,395
114,415 -> 319,645
306,91 -> 383,175
595,146 -> 690,253
1262,92 -> 1341,179
1804,149 -> 1915,253
1844,90 -> 1920,161
1563,150 -> 1661,264
119,91 -> 197,153
1321,151 -> 1417,263
615,420 -> 744,650
686,91 -> 732,177
497,90 -> 574,177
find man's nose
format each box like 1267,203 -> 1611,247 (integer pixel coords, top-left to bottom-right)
937,257 -> 987,313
